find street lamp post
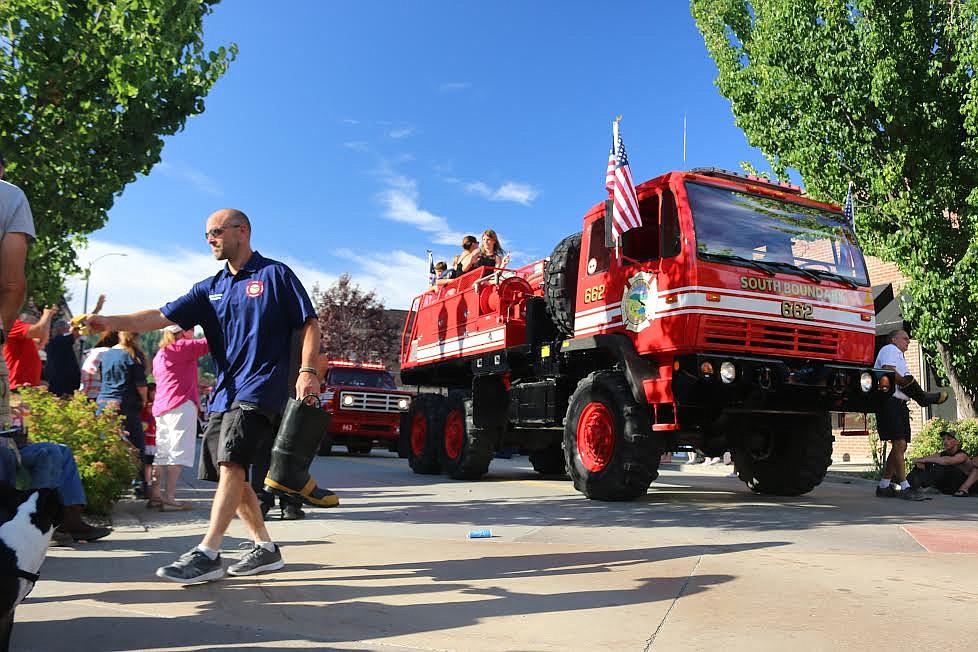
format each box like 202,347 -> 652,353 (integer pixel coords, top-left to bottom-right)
82,252 -> 128,313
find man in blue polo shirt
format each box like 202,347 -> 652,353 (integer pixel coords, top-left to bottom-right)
87,208 -> 331,584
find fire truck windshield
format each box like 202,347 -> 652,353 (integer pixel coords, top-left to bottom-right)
327,368 -> 397,389
686,181 -> 869,287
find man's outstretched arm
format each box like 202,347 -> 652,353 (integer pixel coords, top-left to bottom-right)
86,309 -> 174,334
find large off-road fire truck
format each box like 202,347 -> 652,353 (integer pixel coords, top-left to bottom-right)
317,360 -> 412,455
399,168 -> 896,500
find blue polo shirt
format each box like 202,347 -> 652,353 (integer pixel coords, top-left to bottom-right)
161,251 -> 316,415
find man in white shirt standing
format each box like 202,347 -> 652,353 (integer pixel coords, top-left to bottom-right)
874,330 -> 913,497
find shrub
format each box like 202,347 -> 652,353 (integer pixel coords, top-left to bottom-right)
19,388 -> 139,514
906,417 -> 978,473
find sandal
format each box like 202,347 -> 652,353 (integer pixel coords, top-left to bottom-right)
953,490 -> 970,497
160,500 -> 193,511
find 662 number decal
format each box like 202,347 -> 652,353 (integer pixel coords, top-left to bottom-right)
781,301 -> 814,320
583,284 -> 606,303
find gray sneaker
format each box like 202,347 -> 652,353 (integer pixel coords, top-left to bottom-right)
228,544 -> 284,576
156,548 -> 225,584
901,487 -> 927,501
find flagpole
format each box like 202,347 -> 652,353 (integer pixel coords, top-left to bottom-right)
612,117 -> 622,260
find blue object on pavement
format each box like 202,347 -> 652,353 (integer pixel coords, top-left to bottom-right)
467,529 -> 492,539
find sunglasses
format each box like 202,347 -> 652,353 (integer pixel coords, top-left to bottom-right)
205,222 -> 242,239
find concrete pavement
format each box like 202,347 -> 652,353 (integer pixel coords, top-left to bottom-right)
12,451 -> 978,651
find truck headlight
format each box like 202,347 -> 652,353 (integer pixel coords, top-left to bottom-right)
397,398 -> 410,410
859,372 -> 873,393
342,394 -> 355,406
719,361 -> 737,384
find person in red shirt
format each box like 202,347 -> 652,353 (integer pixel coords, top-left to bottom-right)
4,307 -> 56,389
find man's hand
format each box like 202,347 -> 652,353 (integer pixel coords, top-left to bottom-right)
84,314 -> 110,333
296,372 -> 320,403
92,294 -> 106,314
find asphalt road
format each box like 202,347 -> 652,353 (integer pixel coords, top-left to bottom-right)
13,449 -> 978,651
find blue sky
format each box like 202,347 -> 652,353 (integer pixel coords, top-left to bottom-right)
66,1 -> 774,314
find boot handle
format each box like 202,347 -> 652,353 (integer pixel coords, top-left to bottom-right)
301,394 -> 321,408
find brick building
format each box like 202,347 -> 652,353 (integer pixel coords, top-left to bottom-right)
832,256 -> 957,462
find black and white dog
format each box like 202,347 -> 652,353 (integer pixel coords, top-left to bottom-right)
0,487 -> 62,652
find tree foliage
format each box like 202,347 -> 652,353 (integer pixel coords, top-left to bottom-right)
691,0 -> 978,415
0,0 -> 236,304
312,274 -> 400,369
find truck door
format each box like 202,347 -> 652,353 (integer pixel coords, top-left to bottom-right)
574,192 -> 664,337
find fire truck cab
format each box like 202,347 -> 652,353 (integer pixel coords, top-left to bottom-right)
399,168 -> 895,500
317,360 -> 412,455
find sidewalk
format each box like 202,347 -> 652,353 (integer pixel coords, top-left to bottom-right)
661,457 -> 876,481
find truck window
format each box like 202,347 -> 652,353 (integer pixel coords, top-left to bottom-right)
327,368 -> 397,389
685,181 -> 870,285
660,190 -> 681,258
587,217 -> 611,275
621,194 -> 660,261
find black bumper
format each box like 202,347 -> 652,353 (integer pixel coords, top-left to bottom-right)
672,353 -> 896,414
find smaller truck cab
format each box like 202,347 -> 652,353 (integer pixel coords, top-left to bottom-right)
317,360 -> 412,455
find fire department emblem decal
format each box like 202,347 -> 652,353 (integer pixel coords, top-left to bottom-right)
245,280 -> 264,298
621,272 -> 656,333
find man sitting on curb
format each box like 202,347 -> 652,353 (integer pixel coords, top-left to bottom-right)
902,431 -> 972,501
1,433 -> 111,543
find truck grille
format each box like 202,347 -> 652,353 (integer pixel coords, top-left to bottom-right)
338,391 -> 405,413
701,317 -> 839,357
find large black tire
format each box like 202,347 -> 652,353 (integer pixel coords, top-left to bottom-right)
317,431 -> 334,456
439,390 -> 497,480
346,442 -> 372,455
544,232 -> 582,338
528,442 -> 567,476
406,394 -> 445,475
563,371 -> 659,501
397,411 -> 412,458
731,413 -> 834,496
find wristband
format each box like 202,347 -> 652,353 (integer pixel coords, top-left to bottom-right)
298,367 -> 319,376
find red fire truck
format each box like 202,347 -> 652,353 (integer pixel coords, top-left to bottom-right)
317,360 -> 412,455
399,167 -> 896,500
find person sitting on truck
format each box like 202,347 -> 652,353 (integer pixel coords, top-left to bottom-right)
473,228 -> 510,270
453,235 -> 480,277
902,431 -> 972,500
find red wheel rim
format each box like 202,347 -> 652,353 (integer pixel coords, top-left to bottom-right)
411,412 -> 427,456
444,409 -> 464,460
576,402 -> 615,472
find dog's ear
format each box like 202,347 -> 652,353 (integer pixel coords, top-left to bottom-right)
0,484 -> 30,521
28,489 -> 63,533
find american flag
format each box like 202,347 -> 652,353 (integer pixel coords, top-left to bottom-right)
606,120 -> 642,242
427,250 -> 435,285
843,181 -> 854,230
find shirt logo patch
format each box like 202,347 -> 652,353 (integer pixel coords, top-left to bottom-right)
209,293 -> 223,301
245,280 -> 264,298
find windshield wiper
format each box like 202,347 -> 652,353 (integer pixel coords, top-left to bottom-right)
755,260 -> 822,284
806,268 -> 859,289
700,252 -> 776,276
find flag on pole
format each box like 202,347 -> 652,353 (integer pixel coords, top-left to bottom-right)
842,181 -> 854,231
427,250 -> 435,285
607,118 -> 642,242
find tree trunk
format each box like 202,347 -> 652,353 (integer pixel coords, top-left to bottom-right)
936,342 -> 976,419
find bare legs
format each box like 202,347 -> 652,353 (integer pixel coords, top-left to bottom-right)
883,439 -> 908,484
200,462 -> 271,551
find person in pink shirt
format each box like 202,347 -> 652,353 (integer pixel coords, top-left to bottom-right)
149,325 -> 209,510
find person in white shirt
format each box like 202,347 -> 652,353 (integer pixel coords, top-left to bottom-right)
873,330 -> 913,497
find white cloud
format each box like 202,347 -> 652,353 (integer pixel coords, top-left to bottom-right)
379,176 -> 466,245
341,118 -> 361,125
342,141 -> 369,152
388,126 -> 416,140
67,239 -> 428,316
156,161 -> 223,196
462,179 -> 539,205
439,82 -> 471,93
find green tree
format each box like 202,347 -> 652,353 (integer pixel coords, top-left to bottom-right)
691,0 -> 978,416
0,0 -> 235,304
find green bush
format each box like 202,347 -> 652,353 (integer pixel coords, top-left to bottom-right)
19,388 -> 140,514
906,417 -> 978,472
